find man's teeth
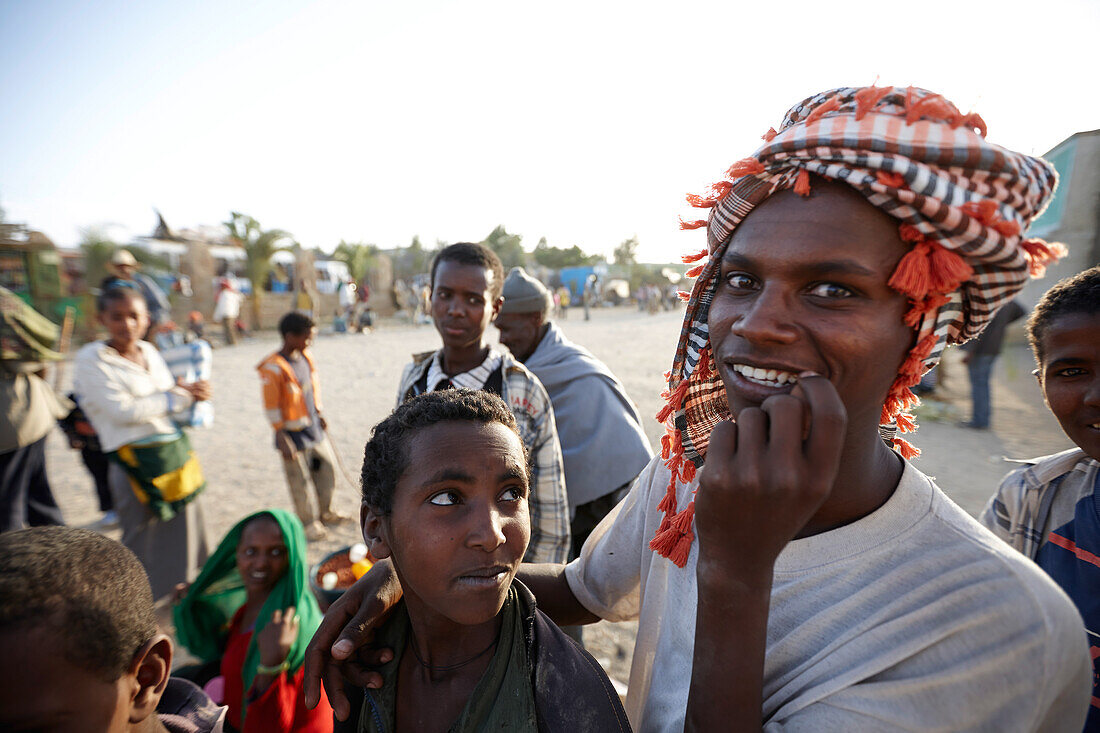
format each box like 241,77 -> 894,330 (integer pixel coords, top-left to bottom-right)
732,364 -> 798,387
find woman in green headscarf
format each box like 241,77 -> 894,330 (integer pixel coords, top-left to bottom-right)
174,509 -> 333,732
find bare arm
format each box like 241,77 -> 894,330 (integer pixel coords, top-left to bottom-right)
516,563 -> 599,626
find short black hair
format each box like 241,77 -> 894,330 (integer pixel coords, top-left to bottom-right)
429,242 -> 505,300
361,389 -> 521,514
279,311 -> 315,337
0,527 -> 157,682
1027,265 -> 1100,365
97,284 -> 145,313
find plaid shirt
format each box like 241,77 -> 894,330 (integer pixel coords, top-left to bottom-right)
161,339 -> 214,428
980,448 -> 1100,560
398,350 -> 571,564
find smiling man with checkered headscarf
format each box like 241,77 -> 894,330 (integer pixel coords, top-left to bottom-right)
305,86 -> 1091,732
559,85 -> 1090,732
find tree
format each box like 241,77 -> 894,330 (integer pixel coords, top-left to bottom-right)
482,225 -> 526,270
223,212 -> 291,327
79,227 -> 119,288
333,240 -> 379,284
613,236 -> 639,267
533,239 -> 598,269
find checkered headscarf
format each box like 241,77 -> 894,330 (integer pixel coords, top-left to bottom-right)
650,85 -> 1065,567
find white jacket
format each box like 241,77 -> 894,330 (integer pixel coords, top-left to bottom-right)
213,289 -> 242,321
73,341 -> 194,452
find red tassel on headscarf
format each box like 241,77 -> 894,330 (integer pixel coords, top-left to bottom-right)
655,380 -> 689,424
679,218 -> 708,231
893,437 -> 921,459
961,200 -> 1021,238
877,171 -> 906,188
794,170 -> 812,197
1021,239 -> 1068,277
667,502 -> 696,568
682,249 -> 708,264
685,264 -> 704,279
927,243 -> 974,292
686,181 -> 732,208
903,293 -> 951,328
888,240 -> 934,299
855,84 -> 894,120
761,127 -> 778,142
894,411 -> 917,433
677,290 -> 691,302
805,95 -> 841,125
725,157 -> 765,179
961,112 -> 987,138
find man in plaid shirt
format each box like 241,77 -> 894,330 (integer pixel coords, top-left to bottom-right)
396,243 -> 569,564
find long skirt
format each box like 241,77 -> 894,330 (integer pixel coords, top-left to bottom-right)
108,462 -> 209,600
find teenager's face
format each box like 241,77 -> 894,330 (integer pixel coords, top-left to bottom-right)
708,183 -> 913,432
236,516 -> 290,597
0,627 -> 135,733
99,293 -> 149,347
494,312 -> 543,363
1038,312 -> 1100,461
369,420 -> 530,627
431,261 -> 502,352
285,326 -> 316,352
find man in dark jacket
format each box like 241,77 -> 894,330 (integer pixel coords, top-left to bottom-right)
960,298 -> 1026,429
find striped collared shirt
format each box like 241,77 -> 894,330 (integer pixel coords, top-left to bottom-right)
425,349 -> 503,392
980,448 -> 1100,560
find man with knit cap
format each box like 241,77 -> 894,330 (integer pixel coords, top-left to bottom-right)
305,86 -> 1091,732
495,266 -> 653,559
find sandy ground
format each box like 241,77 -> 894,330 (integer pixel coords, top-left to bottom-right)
43,306 -> 1071,688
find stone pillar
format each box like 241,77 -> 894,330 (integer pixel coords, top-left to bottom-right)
367,253 -> 395,316
180,239 -> 216,318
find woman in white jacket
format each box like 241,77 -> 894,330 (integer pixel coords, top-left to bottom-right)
74,287 -> 211,599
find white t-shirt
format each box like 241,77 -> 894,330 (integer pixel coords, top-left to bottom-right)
565,456 -> 1091,732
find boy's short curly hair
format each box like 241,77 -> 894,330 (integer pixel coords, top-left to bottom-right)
279,311 -> 315,337
430,243 -> 505,300
361,389 -> 521,514
1027,265 -> 1100,365
0,527 -> 157,682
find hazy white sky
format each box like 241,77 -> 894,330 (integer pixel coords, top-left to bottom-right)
2,0 -> 1098,262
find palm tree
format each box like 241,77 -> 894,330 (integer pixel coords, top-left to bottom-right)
223,212 -> 291,327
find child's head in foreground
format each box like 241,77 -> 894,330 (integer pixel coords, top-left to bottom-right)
360,389 -> 530,626
0,527 -> 172,733
1027,265 -> 1100,460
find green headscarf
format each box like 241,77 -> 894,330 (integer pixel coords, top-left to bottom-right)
173,509 -> 321,711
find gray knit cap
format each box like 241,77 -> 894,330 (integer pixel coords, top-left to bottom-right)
499,267 -> 553,314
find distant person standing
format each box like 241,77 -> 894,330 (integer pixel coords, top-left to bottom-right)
960,298 -> 1026,429
213,277 -> 243,346
295,280 -> 315,318
0,286 -> 70,532
494,268 -> 653,558
100,249 -> 171,333
258,312 -> 351,542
